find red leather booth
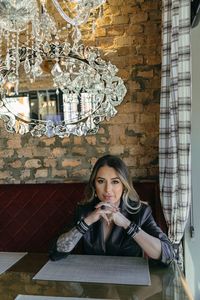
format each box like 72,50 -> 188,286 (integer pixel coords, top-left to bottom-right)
0,181 -> 167,252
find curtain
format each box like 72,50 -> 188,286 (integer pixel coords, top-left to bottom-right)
159,0 -> 191,266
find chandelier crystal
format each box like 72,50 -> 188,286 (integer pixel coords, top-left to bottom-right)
0,0 -> 127,137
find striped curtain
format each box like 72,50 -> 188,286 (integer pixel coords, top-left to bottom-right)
159,0 -> 191,265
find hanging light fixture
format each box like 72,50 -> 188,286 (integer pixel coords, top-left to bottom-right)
0,0 -> 127,137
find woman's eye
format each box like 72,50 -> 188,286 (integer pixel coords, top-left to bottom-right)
97,179 -> 104,184
112,180 -> 120,184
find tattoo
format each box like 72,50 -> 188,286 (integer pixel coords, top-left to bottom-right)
57,227 -> 82,253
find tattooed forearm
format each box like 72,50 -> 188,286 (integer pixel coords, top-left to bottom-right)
57,227 -> 82,253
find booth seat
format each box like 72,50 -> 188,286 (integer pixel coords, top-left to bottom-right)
0,181 -> 167,252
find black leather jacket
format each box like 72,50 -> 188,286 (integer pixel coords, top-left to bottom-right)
49,198 -> 175,265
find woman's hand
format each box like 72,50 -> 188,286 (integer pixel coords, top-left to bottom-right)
112,211 -> 131,229
84,202 -> 119,226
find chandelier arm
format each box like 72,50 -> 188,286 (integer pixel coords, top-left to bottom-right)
51,0 -> 89,26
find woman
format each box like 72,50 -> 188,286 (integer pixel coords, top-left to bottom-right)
49,155 -> 174,265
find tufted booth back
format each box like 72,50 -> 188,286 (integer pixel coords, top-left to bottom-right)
0,181 -> 167,252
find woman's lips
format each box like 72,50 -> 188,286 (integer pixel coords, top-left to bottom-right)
103,195 -> 112,201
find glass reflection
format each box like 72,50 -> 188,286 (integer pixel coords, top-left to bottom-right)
4,89 -> 102,125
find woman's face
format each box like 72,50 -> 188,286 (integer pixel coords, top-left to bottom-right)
94,165 -> 124,206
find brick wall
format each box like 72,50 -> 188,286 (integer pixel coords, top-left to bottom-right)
0,0 -> 161,183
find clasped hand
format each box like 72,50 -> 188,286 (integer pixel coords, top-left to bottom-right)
85,202 -> 130,229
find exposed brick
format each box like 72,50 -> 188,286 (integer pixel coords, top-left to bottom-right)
7,137 -> 21,149
120,5 -> 141,14
85,136 -> 97,145
97,16 -> 112,26
108,145 -> 125,155
0,149 -> 14,158
104,7 -> 121,18
128,81 -> 141,92
9,160 -> 22,168
140,113 -> 156,124
44,158 -> 57,168
143,2 -> 159,10
96,36 -> 115,48
52,148 -> 67,157
0,159 -> 4,168
144,22 -> 160,34
0,171 -> 10,179
51,169 -> 67,178
94,27 -> 106,37
107,0 -> 124,6
97,127 -> 105,135
130,168 -> 148,178
140,155 -> 158,165
35,169 -> 48,178
116,46 -> 131,56
128,55 -> 144,65
61,159 -> 81,168
125,136 -> 140,145
99,137 -> 110,144
137,90 -> 154,103
126,25 -> 144,35
111,15 -> 130,25
25,159 -> 42,168
129,145 -> 145,156
137,70 -> 154,78
146,55 -> 161,65
17,148 -> 33,158
20,169 -> 31,180
123,157 -> 137,168
114,36 -> 134,47
108,125 -> 126,145
0,0 -> 161,182
148,166 -> 159,177
117,69 -> 130,80
145,103 -> 160,113
42,137 -> 56,146
73,137 -> 82,145
32,148 -> 52,157
95,146 -> 108,154
130,13 -> 148,24
71,169 -> 89,178
106,26 -> 125,36
149,11 -> 161,21
71,147 -> 88,156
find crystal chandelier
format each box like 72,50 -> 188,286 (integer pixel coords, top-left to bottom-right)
0,0 -> 127,137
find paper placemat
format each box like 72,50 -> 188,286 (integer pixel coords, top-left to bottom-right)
0,252 -> 27,275
33,255 -> 151,286
15,297 -> 71,300
15,296 -> 113,300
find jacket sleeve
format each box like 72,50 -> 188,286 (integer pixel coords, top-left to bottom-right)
139,204 -> 175,265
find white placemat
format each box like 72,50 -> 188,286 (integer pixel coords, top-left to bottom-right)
0,252 -> 27,275
15,297 -> 70,300
33,255 -> 151,286
15,296 -> 113,300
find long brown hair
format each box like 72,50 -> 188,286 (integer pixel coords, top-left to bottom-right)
84,155 -> 141,213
